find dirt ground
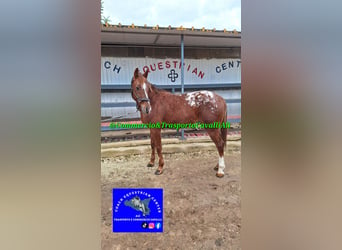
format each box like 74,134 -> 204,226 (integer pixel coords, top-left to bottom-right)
101,143 -> 241,250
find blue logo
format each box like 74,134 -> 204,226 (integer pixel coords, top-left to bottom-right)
113,188 -> 163,233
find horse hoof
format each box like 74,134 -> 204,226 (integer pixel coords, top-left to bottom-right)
147,163 -> 154,168
216,173 -> 224,178
155,169 -> 163,175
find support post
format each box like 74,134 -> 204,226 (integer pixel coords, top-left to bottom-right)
180,34 -> 185,140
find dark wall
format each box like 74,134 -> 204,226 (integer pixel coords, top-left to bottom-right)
101,46 -> 241,59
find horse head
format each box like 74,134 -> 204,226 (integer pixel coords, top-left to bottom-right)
131,68 -> 152,114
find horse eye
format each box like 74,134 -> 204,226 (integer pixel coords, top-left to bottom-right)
136,86 -> 140,90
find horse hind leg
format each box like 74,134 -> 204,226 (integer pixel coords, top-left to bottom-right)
207,129 -> 226,178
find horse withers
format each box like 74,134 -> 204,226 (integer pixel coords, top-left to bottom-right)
131,68 -> 228,177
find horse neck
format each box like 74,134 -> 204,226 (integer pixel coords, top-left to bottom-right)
147,83 -> 158,100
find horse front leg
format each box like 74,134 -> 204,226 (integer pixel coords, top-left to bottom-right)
151,128 -> 164,175
147,128 -> 155,167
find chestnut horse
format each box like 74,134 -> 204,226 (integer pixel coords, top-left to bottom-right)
131,68 -> 228,177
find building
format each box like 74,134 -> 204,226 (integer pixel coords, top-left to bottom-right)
101,24 -> 241,129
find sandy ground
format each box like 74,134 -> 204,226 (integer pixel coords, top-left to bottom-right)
101,143 -> 241,250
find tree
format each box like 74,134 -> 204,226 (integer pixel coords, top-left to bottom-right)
101,0 -> 110,24
101,0 -> 103,23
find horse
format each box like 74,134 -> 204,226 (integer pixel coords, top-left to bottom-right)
131,68 -> 228,177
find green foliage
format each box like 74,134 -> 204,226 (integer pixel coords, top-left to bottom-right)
103,16 -> 111,24
101,0 -> 109,24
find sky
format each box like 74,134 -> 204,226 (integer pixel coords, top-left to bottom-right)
103,0 -> 241,31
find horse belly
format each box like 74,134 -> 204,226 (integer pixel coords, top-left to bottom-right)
163,107 -> 198,124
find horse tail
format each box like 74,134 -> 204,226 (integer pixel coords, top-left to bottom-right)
221,104 -> 228,148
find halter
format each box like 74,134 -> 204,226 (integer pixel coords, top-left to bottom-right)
132,89 -> 150,103
132,89 -> 150,111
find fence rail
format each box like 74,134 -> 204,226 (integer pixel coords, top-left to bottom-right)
101,83 -> 241,90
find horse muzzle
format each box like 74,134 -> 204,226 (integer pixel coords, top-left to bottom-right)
140,102 -> 151,114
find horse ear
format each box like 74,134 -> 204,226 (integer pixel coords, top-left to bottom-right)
134,68 -> 140,79
143,70 -> 149,79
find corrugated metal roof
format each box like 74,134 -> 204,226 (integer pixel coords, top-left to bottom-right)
101,24 -> 241,48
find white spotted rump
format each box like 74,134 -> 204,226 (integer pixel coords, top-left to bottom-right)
185,91 -> 217,110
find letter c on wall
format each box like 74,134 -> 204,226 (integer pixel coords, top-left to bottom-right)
215,66 -> 221,73
104,61 -> 111,69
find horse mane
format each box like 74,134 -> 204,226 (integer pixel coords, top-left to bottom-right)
149,82 -> 168,94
